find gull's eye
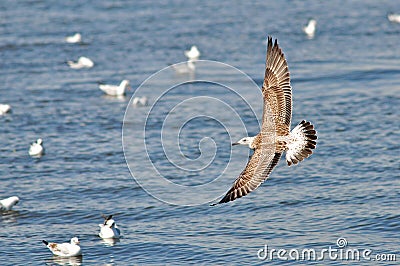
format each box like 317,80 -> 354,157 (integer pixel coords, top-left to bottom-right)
243,139 -> 247,142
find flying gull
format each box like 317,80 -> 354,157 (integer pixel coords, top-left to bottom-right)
213,36 -> 317,205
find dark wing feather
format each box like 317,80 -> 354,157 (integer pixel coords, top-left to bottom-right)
214,150 -> 281,205
262,36 -> 292,134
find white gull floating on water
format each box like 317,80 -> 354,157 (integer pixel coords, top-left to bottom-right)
303,19 -> 317,38
0,104 -> 11,115
132,96 -> 148,107
98,215 -> 121,239
99,80 -> 130,97
0,196 -> 19,211
42,237 -> 82,257
67,56 -> 94,69
29,138 -> 44,157
65,33 -> 82,44
184,45 -> 200,61
387,13 -> 400,23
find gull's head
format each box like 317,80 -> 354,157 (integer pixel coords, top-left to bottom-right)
232,136 -> 256,149
109,221 -> 116,228
308,19 -> 317,27
185,46 -> 200,60
71,237 -> 80,245
105,218 -> 116,227
102,214 -> 116,227
37,138 -> 43,145
121,80 -> 131,90
190,46 -> 199,53
10,196 -> 19,205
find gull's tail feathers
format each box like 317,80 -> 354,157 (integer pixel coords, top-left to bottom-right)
286,120 -> 317,166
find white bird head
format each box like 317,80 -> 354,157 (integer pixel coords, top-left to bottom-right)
73,33 -> 81,39
308,19 -> 317,27
107,220 -> 116,228
8,196 -> 19,204
70,237 -> 80,245
104,216 -> 116,227
36,138 -> 43,145
120,80 -> 130,89
190,46 -> 199,53
232,136 -> 256,149
185,45 -> 201,60
101,214 -> 117,228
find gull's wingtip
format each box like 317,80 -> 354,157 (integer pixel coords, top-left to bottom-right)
266,35 -> 278,45
42,240 -> 48,246
210,197 -> 229,206
267,35 -> 273,45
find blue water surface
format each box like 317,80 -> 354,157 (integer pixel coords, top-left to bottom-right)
0,0 -> 399,265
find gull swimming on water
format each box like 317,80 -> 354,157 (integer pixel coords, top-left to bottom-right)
67,56 -> 94,69
42,237 -> 82,257
0,196 -> 19,211
29,138 -> 45,157
98,215 -> 121,239
387,13 -> 400,23
212,36 -> 317,205
65,33 -> 82,44
99,80 -> 130,96
0,104 -> 11,115
132,96 -> 148,107
184,45 -> 201,61
303,19 -> 317,38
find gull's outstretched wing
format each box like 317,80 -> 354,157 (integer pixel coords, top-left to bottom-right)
262,36 -> 292,136
213,147 -> 281,205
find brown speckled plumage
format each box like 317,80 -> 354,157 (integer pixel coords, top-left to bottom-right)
214,36 -> 317,205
